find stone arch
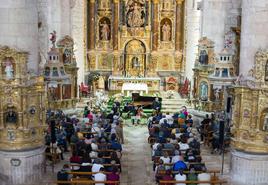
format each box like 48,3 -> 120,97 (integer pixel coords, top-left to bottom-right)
160,18 -> 172,41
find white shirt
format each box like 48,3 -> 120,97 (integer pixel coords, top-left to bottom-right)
171,155 -> 181,164
92,164 -> 104,173
152,143 -> 160,156
91,143 -> 98,151
160,156 -> 171,164
94,172 -> 106,185
166,114 -> 174,125
179,142 -> 189,151
175,173 -> 186,185
198,172 -> 211,185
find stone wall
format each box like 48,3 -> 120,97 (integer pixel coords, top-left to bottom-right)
38,0 -> 72,72
201,0 -> 241,53
0,0 -> 39,72
239,0 -> 268,75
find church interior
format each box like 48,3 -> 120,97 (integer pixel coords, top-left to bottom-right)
0,0 -> 268,185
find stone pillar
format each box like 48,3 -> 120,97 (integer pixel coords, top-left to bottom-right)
0,0 -> 39,72
152,0 -> 159,51
113,0 -> 119,50
71,0 -> 85,84
239,0 -> 268,75
88,0 -> 96,50
175,0 -> 184,51
231,2 -> 268,184
0,147 -> 46,185
184,0 -> 201,87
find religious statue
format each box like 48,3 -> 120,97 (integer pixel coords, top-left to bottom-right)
162,21 -> 171,41
5,59 -> 14,79
200,82 -> 208,101
50,30 -> 57,48
5,110 -> 17,124
100,20 -> 110,40
214,88 -> 220,101
199,50 -> 208,64
132,57 -> 140,68
63,49 -> 72,63
127,1 -> 145,27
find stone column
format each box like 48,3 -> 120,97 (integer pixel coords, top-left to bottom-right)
239,0 -> 268,75
175,0 -> 184,51
113,0 -> 119,50
184,0 -> 201,87
230,1 -> 268,184
0,0 -> 39,72
152,0 -> 159,51
88,0 -> 96,50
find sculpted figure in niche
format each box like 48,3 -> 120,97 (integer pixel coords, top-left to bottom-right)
5,110 -> 17,124
50,30 -> 57,48
214,88 -> 220,101
162,21 -> 171,41
100,20 -> 110,41
199,50 -> 208,65
127,1 -> 145,27
4,59 -> 14,79
200,82 -> 208,101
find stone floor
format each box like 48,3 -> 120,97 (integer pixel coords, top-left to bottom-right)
37,120 -> 233,185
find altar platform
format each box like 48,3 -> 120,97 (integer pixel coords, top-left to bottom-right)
108,76 -> 161,92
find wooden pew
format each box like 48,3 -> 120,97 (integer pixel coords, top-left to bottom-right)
159,179 -> 227,184
68,171 -> 112,175
56,180 -> 120,184
158,169 -> 221,179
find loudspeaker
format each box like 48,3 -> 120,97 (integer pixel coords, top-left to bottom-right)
219,120 -> 225,147
226,97 -> 231,113
50,120 -> 56,144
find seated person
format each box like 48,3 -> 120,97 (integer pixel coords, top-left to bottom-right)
79,154 -> 92,172
175,170 -> 186,185
57,164 -> 72,185
93,167 -> 107,185
169,134 -> 178,144
92,159 -> 104,173
107,166 -> 120,185
161,170 -> 174,185
160,151 -> 171,170
171,150 -> 182,164
197,166 -> 211,185
173,158 -> 187,171
187,168 -> 198,185
69,151 -> 82,171
155,159 -> 165,183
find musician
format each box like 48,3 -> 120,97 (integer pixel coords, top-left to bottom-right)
152,97 -> 161,111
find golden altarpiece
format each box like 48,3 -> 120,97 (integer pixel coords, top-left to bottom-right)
86,0 -> 185,92
0,46 -> 47,184
44,35 -> 79,110
192,37 -> 236,112
231,50 -> 268,153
